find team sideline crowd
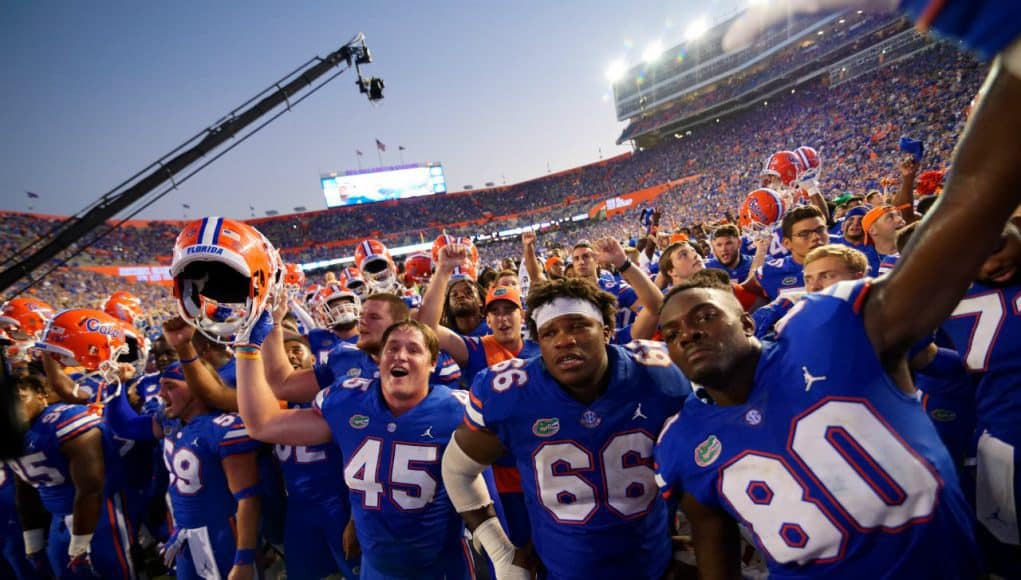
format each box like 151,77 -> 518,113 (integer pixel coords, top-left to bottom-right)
3,3 -> 1021,580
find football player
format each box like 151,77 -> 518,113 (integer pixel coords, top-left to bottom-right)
236,317 -> 478,578
652,46 -> 1021,571
442,277 -> 692,578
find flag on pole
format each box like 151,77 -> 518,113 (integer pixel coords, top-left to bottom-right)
375,139 -> 386,152
182,203 -> 191,209
398,145 -> 406,151
356,149 -> 364,156
26,191 -> 39,199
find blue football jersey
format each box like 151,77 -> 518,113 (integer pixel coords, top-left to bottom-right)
308,327 -> 350,366
162,412 -> 259,529
942,281 -> 1021,444
655,280 -> 978,577
706,253 -> 754,282
135,372 -> 162,404
459,335 -> 540,388
313,379 -> 470,576
7,404 -> 105,515
465,342 -> 692,580
598,272 -> 639,329
314,347 -> 380,389
313,344 -> 462,390
755,256 -> 806,301
275,401 -> 350,511
217,358 -> 237,388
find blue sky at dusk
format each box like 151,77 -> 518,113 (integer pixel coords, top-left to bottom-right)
1,0 -> 741,219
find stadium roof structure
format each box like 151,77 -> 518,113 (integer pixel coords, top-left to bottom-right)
612,9 -> 909,147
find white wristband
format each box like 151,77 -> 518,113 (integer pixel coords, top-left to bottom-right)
69,533 -> 93,557
23,528 -> 45,555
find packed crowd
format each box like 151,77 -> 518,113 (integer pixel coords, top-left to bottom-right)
3,4 -> 1021,579
617,12 -> 910,141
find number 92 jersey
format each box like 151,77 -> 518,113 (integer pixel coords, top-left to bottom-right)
655,280 -> 978,577
465,342 -> 692,580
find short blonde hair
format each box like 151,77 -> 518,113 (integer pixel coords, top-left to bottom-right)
804,244 -> 869,276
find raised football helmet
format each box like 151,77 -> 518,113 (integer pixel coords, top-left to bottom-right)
116,319 -> 149,377
794,145 -> 823,182
283,263 -> 306,299
739,188 -> 787,230
431,234 -> 459,264
354,239 -> 399,294
304,283 -> 322,306
0,297 -> 55,364
338,266 -> 368,299
102,291 -> 143,327
404,253 -> 433,285
170,217 -> 283,344
313,283 -> 361,328
35,309 -> 130,395
761,151 -> 802,190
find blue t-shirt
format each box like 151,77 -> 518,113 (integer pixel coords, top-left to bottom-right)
313,380 -> 469,576
655,279 -> 978,577
465,342 -> 691,579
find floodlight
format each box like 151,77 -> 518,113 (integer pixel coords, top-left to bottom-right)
685,17 -> 710,42
605,59 -> 627,83
643,41 -> 664,63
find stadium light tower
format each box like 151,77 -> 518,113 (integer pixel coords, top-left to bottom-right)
605,58 -> 627,83
642,41 -> 664,63
685,16 -> 710,42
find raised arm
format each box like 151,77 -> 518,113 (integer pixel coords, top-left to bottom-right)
416,243 -> 465,328
233,313 -> 331,446
41,354 -> 88,404
163,317 -> 238,412
892,157 -> 920,225
595,236 -> 663,339
521,229 -> 547,283
867,61 -> 1021,358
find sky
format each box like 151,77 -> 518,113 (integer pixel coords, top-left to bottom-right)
0,0 -> 744,220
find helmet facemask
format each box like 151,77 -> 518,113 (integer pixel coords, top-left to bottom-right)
176,261 -> 264,345
362,257 -> 397,294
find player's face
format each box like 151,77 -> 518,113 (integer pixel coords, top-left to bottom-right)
447,281 -> 480,317
152,338 -> 178,372
711,236 -> 740,267
660,288 -> 756,385
379,327 -> 434,403
486,301 -> 522,345
549,261 -> 565,277
284,340 -> 313,370
571,247 -> 597,278
16,385 -> 46,423
536,314 -> 610,393
668,244 -> 705,283
803,256 -> 862,293
784,217 -> 829,262
159,377 -> 194,420
357,300 -> 395,353
842,215 -> 864,240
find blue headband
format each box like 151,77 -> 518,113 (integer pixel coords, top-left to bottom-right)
161,361 -> 186,382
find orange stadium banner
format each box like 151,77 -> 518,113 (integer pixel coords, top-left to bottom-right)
77,265 -> 174,285
588,174 -> 702,218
